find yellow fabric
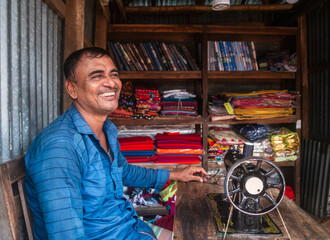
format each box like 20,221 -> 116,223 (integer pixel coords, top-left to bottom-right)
159,181 -> 178,202
222,90 -> 288,98
234,107 -> 294,120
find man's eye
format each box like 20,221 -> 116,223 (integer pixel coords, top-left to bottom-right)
110,73 -> 119,78
92,75 -> 103,79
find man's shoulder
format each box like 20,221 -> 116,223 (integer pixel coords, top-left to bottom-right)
31,112 -> 79,151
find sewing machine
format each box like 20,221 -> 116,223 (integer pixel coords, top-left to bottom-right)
216,143 -> 285,236
172,144 -> 328,239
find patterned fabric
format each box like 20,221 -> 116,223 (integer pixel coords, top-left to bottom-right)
24,104 -> 170,240
146,222 -> 173,240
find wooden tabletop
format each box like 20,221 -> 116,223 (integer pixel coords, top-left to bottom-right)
173,181 -> 329,240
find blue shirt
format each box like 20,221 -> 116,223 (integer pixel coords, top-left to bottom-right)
25,104 -> 170,240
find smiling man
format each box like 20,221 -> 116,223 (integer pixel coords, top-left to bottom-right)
24,47 -> 208,240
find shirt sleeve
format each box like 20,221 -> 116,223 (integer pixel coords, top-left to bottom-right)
117,143 -> 170,193
26,141 -> 84,240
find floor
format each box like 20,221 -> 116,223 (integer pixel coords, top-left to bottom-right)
316,218 -> 330,233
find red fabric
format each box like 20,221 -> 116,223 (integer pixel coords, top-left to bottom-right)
155,214 -> 174,231
284,186 -> 295,200
120,144 -> 155,151
156,133 -> 201,141
118,136 -> 154,144
156,145 -> 202,149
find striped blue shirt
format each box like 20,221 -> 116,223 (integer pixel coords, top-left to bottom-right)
25,104 -> 170,239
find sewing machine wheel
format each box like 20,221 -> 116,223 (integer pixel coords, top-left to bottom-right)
224,157 -> 286,216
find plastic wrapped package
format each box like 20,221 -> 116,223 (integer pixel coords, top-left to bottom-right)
270,127 -> 300,162
232,124 -> 268,142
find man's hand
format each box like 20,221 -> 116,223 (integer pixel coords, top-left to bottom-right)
169,166 -> 209,183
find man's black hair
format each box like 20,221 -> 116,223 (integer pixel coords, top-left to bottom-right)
64,47 -> 111,81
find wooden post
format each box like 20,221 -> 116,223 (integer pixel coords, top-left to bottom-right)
94,2 -> 108,49
299,15 -> 309,139
62,0 -> 85,112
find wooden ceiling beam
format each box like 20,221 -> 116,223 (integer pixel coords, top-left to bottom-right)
282,0 -> 329,24
99,0 -> 110,21
124,4 -> 294,14
114,0 -> 127,21
43,0 -> 66,19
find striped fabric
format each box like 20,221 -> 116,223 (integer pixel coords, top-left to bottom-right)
146,222 -> 173,240
24,104 -> 170,240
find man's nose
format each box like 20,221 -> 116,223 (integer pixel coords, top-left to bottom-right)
103,76 -> 117,88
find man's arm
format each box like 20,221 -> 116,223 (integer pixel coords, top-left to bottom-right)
169,166 -> 209,182
26,142 -> 84,239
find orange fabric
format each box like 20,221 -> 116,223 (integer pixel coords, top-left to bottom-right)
156,149 -> 203,154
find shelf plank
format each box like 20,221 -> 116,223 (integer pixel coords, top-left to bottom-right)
109,24 -> 203,33
124,5 -> 294,14
209,115 -> 298,125
111,116 -> 204,126
204,25 -> 297,36
208,160 -> 296,169
109,24 -> 297,36
119,71 -> 202,79
130,162 -> 202,170
208,71 -> 296,79
118,71 -> 295,80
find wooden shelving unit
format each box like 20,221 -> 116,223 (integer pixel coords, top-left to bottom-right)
107,23 -> 302,199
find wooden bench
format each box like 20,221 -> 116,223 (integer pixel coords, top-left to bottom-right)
0,156 -> 33,240
173,181 -> 330,240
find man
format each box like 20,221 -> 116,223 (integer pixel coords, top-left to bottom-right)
25,47 -> 209,240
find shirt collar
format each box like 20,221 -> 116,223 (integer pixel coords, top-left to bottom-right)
68,104 -> 118,137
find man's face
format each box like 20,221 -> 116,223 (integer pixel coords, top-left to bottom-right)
67,55 -> 122,117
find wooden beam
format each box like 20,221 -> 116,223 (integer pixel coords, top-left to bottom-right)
43,0 -> 66,19
63,0 -> 85,112
114,0 -> 127,21
124,4 -> 294,14
299,15 -> 309,139
99,0 -> 110,21
291,0 -> 329,20
95,2 -> 108,49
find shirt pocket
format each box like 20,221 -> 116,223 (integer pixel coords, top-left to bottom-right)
112,166 -> 124,197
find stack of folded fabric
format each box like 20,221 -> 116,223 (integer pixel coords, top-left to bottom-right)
118,136 -> 156,163
133,87 -> 161,119
208,127 -> 245,162
109,81 -> 135,119
155,132 -> 202,164
222,90 -> 296,120
208,95 -> 236,121
160,89 -> 198,117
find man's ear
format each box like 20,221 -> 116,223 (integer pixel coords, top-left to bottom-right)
65,80 -> 77,99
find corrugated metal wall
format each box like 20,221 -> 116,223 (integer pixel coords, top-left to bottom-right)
307,2 -> 330,138
0,0 -> 63,163
301,139 -> 330,218
301,1 -> 330,218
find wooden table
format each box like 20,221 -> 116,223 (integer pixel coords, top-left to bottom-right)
173,181 -> 329,240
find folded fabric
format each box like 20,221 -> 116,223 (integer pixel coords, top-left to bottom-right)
122,151 -> 155,156
156,149 -> 203,154
120,145 -> 155,151
118,136 -> 154,144
156,133 -> 201,141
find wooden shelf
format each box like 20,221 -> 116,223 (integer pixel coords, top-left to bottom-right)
208,160 -> 296,169
109,24 -> 297,36
124,5 -> 294,14
131,162 -> 202,170
119,71 -> 202,79
109,24 -> 203,33
207,71 -> 296,79
111,116 -> 204,126
209,115 -> 298,125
